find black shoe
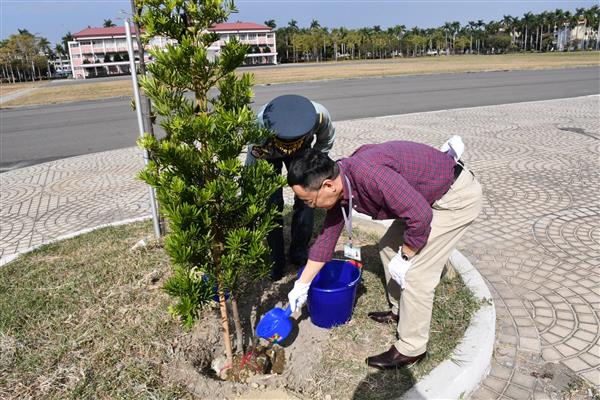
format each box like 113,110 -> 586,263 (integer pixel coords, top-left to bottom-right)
368,310 -> 399,324
366,346 -> 426,370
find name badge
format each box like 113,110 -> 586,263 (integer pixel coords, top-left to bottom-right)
344,243 -> 362,261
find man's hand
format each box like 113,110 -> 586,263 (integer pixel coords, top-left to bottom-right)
288,280 -> 310,312
388,252 -> 413,289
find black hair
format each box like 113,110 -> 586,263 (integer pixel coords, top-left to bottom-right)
287,149 -> 340,190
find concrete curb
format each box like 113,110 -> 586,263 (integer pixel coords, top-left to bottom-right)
403,249 -> 495,400
0,216 -> 151,267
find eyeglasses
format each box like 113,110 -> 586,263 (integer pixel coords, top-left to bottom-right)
302,180 -> 325,208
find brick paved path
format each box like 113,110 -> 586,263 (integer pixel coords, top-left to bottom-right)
1,96 -> 598,397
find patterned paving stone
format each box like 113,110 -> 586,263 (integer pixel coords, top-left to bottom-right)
1,95 -> 598,398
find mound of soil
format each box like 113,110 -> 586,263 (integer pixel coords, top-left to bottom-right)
163,271 -> 331,399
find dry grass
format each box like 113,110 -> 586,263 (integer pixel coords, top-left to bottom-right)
2,80 -> 134,107
0,221 -> 190,400
0,81 -> 44,97
3,52 -> 598,107
251,51 -> 600,84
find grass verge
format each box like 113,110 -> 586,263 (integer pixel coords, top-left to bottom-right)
0,81 -> 44,97
0,221 -> 189,399
2,52 -> 598,107
0,215 -> 480,399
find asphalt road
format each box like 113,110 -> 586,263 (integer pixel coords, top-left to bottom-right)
1,66 -> 599,172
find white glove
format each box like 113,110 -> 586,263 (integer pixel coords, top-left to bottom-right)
388,252 -> 413,289
440,135 -> 464,161
288,280 -> 310,312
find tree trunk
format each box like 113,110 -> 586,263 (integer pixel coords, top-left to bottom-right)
230,294 -> 244,354
214,244 -> 233,367
218,291 -> 233,366
597,20 -> 600,50
285,37 -> 289,61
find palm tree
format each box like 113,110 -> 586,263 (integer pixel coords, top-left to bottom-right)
103,19 -> 116,28
387,24 -> 405,55
54,43 -> 65,57
467,20 -> 477,52
286,19 -> 299,62
522,12 -> 534,51
331,28 -> 342,60
586,5 -> 600,50
502,15 -> 515,46
529,14 -> 540,51
563,10 -> 573,50
476,20 -> 486,53
264,19 -> 276,29
450,21 -> 461,53
61,32 -> 73,54
537,11 -> 547,51
442,21 -> 453,53
309,19 -> 321,30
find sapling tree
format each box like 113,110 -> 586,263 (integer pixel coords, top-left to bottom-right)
135,0 -> 285,366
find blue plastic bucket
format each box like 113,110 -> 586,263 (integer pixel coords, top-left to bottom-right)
256,305 -> 293,344
299,259 -> 362,329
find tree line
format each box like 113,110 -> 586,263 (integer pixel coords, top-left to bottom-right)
267,6 -> 600,63
0,19 -> 116,83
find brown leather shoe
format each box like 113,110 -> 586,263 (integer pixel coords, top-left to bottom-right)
366,346 -> 426,370
367,310 -> 399,324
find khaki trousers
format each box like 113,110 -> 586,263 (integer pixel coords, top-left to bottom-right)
379,168 -> 482,356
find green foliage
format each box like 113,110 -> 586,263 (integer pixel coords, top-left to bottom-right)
136,0 -> 285,328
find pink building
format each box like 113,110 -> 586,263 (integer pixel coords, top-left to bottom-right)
69,22 -> 276,79
68,26 -> 163,80
208,22 -> 277,65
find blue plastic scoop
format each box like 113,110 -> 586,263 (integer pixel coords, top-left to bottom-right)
256,305 -> 292,344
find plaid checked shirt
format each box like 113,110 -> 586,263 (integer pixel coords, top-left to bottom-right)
308,141 -> 457,262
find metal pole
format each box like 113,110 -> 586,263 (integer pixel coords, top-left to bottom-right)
130,0 -> 155,138
125,19 -> 162,238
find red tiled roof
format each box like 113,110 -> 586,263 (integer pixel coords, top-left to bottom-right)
74,26 -> 134,38
209,22 -> 272,31
74,22 -> 270,39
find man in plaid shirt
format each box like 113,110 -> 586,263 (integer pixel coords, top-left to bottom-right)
286,140 -> 482,369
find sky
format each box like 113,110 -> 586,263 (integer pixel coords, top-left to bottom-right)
1,0 -> 597,46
